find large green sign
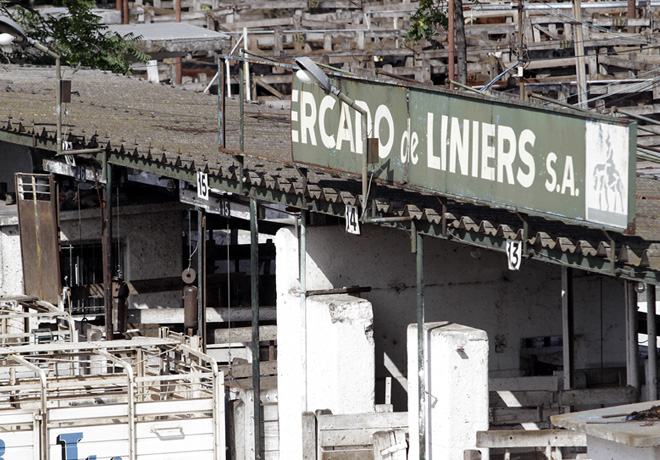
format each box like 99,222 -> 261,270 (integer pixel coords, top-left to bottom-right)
291,76 -> 636,230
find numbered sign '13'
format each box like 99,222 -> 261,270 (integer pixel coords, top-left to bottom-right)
197,171 -> 209,200
345,205 -> 360,235
506,240 -> 523,271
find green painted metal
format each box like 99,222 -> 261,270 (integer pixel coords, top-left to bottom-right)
291,76 -> 637,231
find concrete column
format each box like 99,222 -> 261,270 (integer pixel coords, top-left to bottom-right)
408,322 -> 489,460
276,228 -> 375,459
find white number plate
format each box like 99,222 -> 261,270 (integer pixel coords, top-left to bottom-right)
506,240 -> 523,271
345,205 -> 360,235
196,171 -> 209,200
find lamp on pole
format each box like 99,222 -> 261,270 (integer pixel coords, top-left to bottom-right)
294,56 -> 372,216
1,14 -> 63,155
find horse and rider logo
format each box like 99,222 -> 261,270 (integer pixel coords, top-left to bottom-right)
585,121 -> 629,228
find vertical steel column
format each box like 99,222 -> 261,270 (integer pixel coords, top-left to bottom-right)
103,157 -> 114,340
250,196 -> 262,460
626,281 -> 640,393
197,208 -> 206,346
239,62 -> 245,151
562,267 -> 575,392
573,0 -> 588,107
448,0 -> 455,88
647,284 -> 657,400
300,210 -> 307,412
218,57 -> 226,149
413,222 -> 425,459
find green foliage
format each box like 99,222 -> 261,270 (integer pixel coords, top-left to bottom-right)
4,0 -> 149,74
405,0 -> 448,44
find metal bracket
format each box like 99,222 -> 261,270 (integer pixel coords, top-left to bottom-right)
516,211 -> 529,257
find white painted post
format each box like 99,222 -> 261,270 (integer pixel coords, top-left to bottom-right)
407,322 -> 489,460
276,228 -> 375,460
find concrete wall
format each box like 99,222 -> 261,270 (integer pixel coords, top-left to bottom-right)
276,225 -> 376,459
408,322 -> 489,460
0,202 -> 183,309
275,224 -> 627,411
0,212 -> 23,297
59,202 -> 184,309
0,142 -> 33,194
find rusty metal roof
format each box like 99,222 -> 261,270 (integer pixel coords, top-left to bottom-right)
1,64 -> 660,282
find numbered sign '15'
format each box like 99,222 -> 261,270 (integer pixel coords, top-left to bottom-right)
197,171 -> 209,200
506,240 -> 523,271
345,205 -> 360,235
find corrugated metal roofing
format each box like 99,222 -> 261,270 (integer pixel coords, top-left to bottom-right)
1,64 -> 660,281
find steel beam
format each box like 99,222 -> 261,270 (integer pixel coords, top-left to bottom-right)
103,156 -> 114,340
562,267 -> 575,393
626,281 -> 640,394
647,284 -> 658,400
250,196 -> 262,460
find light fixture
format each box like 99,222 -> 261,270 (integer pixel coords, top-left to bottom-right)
295,56 -> 333,95
636,282 -> 647,294
294,56 -> 372,217
0,33 -> 15,46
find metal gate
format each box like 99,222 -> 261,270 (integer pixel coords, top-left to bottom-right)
15,173 -> 61,304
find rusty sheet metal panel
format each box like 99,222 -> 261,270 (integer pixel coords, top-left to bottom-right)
291,76 -> 637,231
15,173 -> 61,304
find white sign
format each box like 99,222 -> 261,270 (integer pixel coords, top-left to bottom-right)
506,240 -> 523,271
196,171 -> 209,200
345,205 -> 360,235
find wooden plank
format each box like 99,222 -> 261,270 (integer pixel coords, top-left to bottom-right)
373,430 -> 406,460
129,306 -> 277,324
558,386 -> 637,406
321,451 -> 373,460
219,360 -> 277,379
490,390 -> 555,408
490,407 -> 560,425
302,412 -> 316,460
476,429 -> 586,448
489,376 -> 559,392
215,325 -> 277,343
317,412 -> 408,431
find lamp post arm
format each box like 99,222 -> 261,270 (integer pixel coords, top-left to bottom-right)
333,89 -> 369,216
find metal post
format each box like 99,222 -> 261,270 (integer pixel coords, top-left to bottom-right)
197,208 -> 206,346
517,1 -> 525,101
413,222 -> 426,459
562,267 -> 575,392
250,196 -> 262,459
239,61 -> 245,151
300,210 -> 307,412
175,0 -> 182,85
218,56 -> 226,149
103,156 -> 113,340
448,0 -> 455,88
56,56 -> 62,155
573,0 -> 588,107
647,284 -> 657,400
626,281 -> 640,394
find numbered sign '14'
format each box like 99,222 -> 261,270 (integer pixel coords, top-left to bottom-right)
345,205 -> 360,235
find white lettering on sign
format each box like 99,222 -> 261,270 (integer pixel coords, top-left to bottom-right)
291,88 -> 606,202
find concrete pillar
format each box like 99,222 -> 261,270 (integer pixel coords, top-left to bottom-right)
276,228 -> 375,459
408,322 -> 489,460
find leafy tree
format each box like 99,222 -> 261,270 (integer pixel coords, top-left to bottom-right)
406,0 -> 468,85
2,0 -> 149,74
